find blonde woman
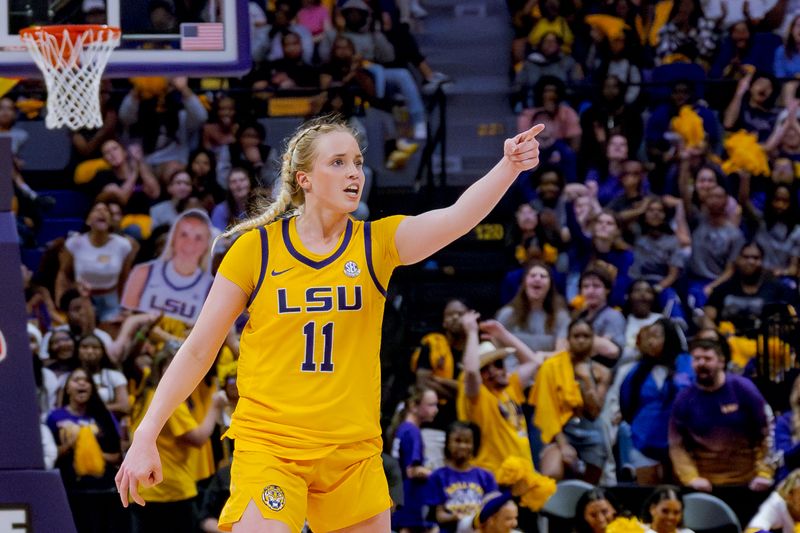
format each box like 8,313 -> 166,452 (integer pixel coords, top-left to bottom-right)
746,469 -> 800,533
115,116 -> 545,533
121,209 -> 215,328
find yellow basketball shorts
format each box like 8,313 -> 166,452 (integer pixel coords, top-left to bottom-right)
218,437 -> 392,532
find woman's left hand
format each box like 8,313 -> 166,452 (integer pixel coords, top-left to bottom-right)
504,124 -> 545,174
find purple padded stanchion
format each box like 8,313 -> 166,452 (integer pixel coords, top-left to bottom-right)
0,135 -> 76,533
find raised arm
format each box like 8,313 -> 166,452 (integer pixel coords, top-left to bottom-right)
480,319 -> 543,385
723,71 -> 752,130
115,275 -> 247,507
395,125 -> 544,265
460,311 -> 483,400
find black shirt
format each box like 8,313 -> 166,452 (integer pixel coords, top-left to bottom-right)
707,276 -> 795,333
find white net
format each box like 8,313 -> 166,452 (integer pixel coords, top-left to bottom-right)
20,26 -> 120,130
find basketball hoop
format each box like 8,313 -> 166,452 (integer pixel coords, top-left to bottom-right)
20,25 -> 121,130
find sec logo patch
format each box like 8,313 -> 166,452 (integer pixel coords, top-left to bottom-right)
344,260 -> 360,278
262,484 -> 286,512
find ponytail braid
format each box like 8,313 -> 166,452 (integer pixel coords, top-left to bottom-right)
210,115 -> 358,252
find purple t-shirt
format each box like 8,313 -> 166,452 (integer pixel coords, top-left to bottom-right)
426,466 -> 497,533
669,374 -> 770,485
46,408 -> 120,491
391,421 -> 433,528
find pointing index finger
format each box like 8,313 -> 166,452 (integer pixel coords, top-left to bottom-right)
523,123 -> 545,141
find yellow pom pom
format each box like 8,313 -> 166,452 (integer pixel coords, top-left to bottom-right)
129,77 -> 169,100
542,243 -> 558,265
496,456 -> 557,512
606,517 -> 646,533
496,456 -> 529,486
73,425 -> 105,477
518,471 -> 557,511
722,130 -> 771,177
670,105 -> 705,149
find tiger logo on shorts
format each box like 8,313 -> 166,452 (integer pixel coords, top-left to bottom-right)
262,484 -> 286,511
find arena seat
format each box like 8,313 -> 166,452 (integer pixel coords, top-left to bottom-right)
683,492 -> 741,533
36,189 -> 90,219
538,479 -> 594,532
16,121 -> 71,172
36,217 -> 84,246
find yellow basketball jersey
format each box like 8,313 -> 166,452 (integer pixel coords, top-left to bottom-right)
217,215 -> 405,459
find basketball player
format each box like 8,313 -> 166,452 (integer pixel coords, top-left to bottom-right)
116,117 -> 545,532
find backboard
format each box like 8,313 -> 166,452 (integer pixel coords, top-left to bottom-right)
0,0 -> 250,77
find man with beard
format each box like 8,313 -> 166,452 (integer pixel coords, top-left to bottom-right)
456,311 -> 541,476
704,241 -> 796,333
668,338 -> 774,492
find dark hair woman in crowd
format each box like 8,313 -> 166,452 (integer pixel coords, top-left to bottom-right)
46,367 -> 123,533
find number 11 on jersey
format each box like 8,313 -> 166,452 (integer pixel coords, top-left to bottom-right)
301,321 -> 334,372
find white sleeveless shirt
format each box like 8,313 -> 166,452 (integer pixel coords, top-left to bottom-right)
136,259 -> 214,326
65,233 -> 132,291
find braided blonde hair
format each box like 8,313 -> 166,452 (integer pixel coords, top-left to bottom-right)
212,115 -> 358,249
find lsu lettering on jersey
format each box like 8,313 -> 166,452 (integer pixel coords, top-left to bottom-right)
135,259 -> 214,326
217,215 -> 405,459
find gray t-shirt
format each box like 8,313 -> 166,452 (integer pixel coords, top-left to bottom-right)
755,221 -> 800,272
688,215 -> 745,279
630,233 -> 686,282
584,306 -> 626,351
495,306 -> 570,352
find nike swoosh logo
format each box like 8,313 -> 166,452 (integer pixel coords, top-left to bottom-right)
271,267 -> 294,276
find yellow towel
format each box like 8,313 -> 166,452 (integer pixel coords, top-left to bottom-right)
73,158 -> 111,185
73,425 -> 105,477
635,0 -> 673,47
411,332 -> 454,380
529,351 -> 583,443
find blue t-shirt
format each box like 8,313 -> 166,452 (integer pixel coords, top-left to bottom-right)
620,354 -> 694,459
391,421 -> 433,528
774,45 -> 800,79
425,466 -> 497,533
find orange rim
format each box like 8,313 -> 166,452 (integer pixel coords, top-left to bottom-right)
20,25 -> 121,45
20,25 -> 120,68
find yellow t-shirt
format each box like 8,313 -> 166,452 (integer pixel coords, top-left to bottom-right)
457,373 -> 533,475
134,390 -> 199,502
217,215 -> 405,459
187,381 -> 216,482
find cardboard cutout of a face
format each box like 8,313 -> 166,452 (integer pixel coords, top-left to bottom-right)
122,209 -> 215,326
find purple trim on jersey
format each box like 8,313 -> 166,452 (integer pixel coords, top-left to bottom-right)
281,217 -> 353,269
248,226 -> 269,307
141,262 -> 155,294
364,222 -> 386,297
161,260 -> 206,291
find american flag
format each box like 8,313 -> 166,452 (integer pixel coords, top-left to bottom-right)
180,23 -> 224,51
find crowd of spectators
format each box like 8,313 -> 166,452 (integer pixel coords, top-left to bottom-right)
13,0 -> 800,532
398,0 -> 800,530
